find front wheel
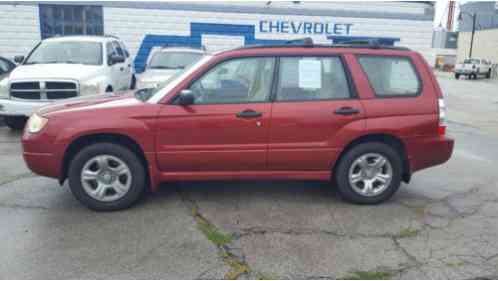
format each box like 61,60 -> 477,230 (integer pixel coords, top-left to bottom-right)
68,143 -> 146,211
334,142 -> 402,204
3,116 -> 27,130
454,73 -> 460,79
486,70 -> 491,79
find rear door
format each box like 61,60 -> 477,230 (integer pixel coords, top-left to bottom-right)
268,56 -> 364,171
155,56 -> 276,172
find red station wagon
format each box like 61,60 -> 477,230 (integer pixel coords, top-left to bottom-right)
21,39 -> 454,211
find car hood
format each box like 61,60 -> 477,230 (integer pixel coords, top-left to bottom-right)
37,91 -> 140,117
138,69 -> 178,82
9,63 -> 102,81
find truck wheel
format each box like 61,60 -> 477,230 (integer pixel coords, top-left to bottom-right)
68,143 -> 146,211
4,116 -> 27,130
130,75 -> 136,90
486,70 -> 491,79
334,142 -> 402,204
455,73 -> 460,79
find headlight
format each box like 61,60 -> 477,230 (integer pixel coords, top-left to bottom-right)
80,81 -> 103,96
26,113 -> 48,134
0,77 -> 9,99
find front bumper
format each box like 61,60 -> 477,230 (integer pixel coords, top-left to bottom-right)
0,99 -> 51,117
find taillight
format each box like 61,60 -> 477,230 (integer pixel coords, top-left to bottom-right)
438,98 -> 446,136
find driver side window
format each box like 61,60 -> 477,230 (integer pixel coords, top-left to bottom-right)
189,57 -> 275,104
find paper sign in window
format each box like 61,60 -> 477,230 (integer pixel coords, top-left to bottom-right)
298,59 -> 322,89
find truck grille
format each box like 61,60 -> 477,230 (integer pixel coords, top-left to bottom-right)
10,80 -> 79,100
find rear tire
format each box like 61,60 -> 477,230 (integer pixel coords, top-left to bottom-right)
68,143 -> 146,211
454,73 -> 460,79
486,70 -> 491,79
334,142 -> 402,204
4,116 -> 27,130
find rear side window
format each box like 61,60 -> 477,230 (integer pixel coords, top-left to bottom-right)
358,56 -> 420,97
276,57 -> 351,101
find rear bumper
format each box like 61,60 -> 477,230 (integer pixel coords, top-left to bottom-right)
406,135 -> 454,174
0,99 -> 51,117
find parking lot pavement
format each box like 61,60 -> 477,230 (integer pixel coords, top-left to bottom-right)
1,75 -> 498,279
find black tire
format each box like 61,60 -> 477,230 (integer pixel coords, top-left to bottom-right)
68,143 -> 146,211
4,116 -> 27,130
130,75 -> 136,90
454,73 -> 460,79
471,73 -> 477,80
334,142 -> 402,204
486,70 -> 491,79
105,86 -> 113,93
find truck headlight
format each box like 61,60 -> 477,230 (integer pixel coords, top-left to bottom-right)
26,113 -> 48,134
80,81 -> 103,96
0,77 -> 9,99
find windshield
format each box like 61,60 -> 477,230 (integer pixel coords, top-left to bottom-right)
25,41 -> 103,65
464,59 -> 479,64
137,55 -> 212,102
148,52 -> 203,70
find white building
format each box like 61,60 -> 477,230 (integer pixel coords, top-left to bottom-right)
0,1 -> 436,72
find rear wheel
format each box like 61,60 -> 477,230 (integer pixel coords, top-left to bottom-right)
454,73 -> 460,79
68,143 -> 146,211
486,70 -> 491,79
4,116 -> 27,130
334,142 -> 402,204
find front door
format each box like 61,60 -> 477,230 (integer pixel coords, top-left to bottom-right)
155,56 -> 276,172
268,56 -> 365,171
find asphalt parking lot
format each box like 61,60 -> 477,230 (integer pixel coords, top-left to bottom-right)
1,74 -> 498,279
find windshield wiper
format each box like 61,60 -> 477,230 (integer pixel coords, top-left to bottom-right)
150,66 -> 184,70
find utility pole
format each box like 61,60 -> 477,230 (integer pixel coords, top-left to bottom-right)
469,13 -> 476,58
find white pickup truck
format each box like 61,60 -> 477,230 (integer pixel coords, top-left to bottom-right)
454,58 -> 492,80
0,35 -> 135,129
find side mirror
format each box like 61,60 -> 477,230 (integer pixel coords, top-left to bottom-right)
109,54 -> 125,65
177,89 -> 194,106
14,55 -> 24,64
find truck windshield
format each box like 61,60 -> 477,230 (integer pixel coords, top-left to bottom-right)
25,41 -> 103,65
148,52 -> 203,70
463,59 -> 479,64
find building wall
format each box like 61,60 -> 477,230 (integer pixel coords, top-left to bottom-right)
0,2 -> 436,70
0,4 -> 40,60
457,29 -> 498,63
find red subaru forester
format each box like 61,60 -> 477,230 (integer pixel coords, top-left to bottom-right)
22,40 -> 454,211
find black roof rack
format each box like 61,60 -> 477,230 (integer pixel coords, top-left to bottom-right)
238,37 -> 411,51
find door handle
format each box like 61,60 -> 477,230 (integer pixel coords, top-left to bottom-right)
236,109 -> 262,118
334,107 -> 360,116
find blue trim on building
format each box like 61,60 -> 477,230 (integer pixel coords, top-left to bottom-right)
134,22 -> 400,73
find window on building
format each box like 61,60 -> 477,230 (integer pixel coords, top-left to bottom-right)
276,57 -> 351,101
39,5 -> 104,39
358,56 -> 420,97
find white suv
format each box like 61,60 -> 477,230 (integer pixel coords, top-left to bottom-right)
0,35 -> 135,129
136,46 -> 205,89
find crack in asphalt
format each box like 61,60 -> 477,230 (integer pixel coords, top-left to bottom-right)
0,172 -> 36,186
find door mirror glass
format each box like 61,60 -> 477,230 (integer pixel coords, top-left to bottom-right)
14,55 -> 24,64
178,89 -> 195,106
109,54 -> 125,65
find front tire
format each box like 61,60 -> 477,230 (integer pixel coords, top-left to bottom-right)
4,116 -> 27,130
486,70 -> 491,79
334,142 -> 402,204
454,73 -> 460,79
68,143 -> 146,211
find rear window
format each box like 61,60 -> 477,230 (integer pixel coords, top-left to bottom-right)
358,56 -> 420,97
